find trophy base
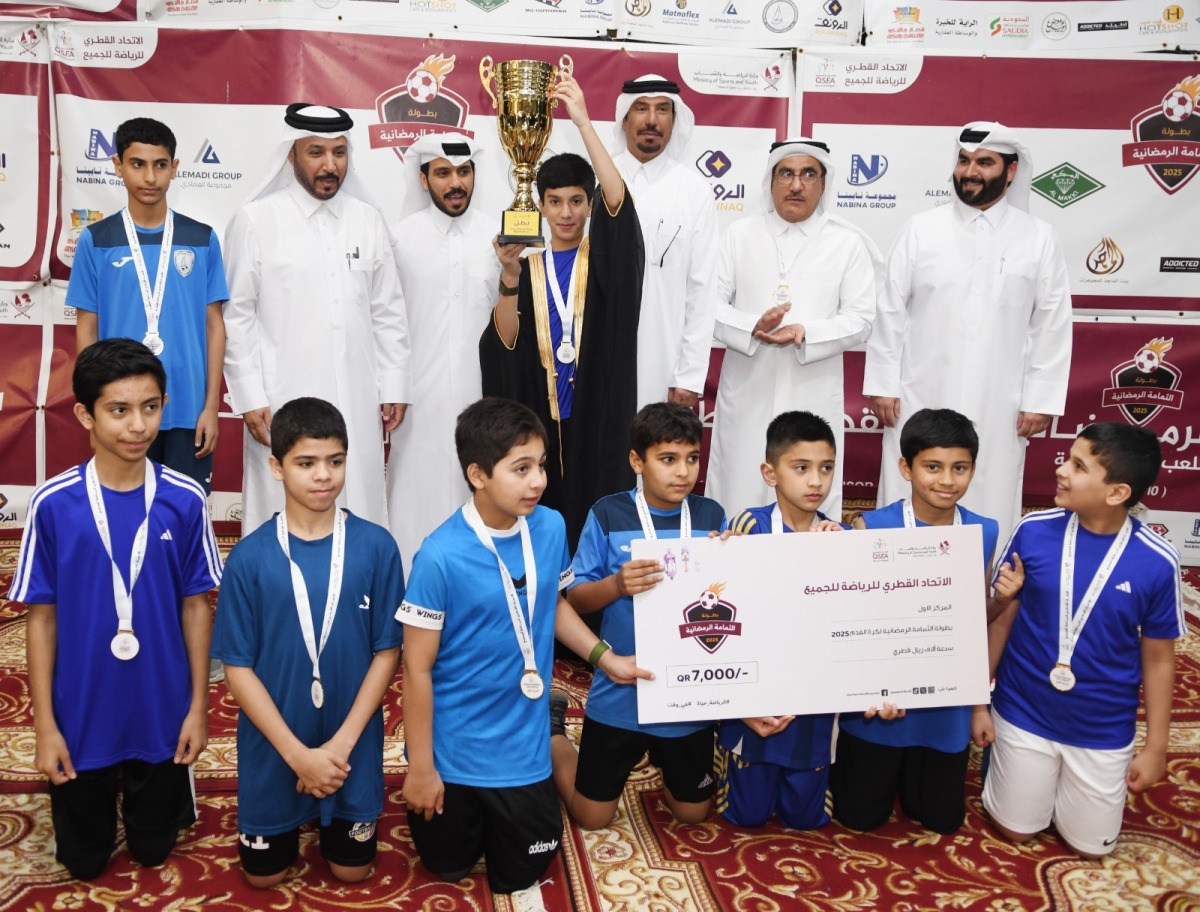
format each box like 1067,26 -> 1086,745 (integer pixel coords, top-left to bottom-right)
499,209 -> 545,247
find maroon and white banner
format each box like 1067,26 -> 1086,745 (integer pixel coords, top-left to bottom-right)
617,0 -> 864,48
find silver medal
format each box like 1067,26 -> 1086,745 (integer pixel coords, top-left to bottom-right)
311,679 -> 325,709
142,332 -> 164,356
520,671 -> 545,700
111,630 -> 140,661
556,341 -> 576,364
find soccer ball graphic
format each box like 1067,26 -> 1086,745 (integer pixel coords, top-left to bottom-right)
1162,89 -> 1195,123
1135,348 -> 1161,374
407,69 -> 439,103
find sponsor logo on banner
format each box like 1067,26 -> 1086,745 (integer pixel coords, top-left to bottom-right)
86,128 -> 116,161
813,56 -> 837,86
1031,163 -> 1104,207
762,63 -> 783,90
4,293 -> 35,319
812,0 -> 849,36
626,0 -> 651,15
1161,257 -> 1200,272
887,6 -> 925,42
409,0 -> 456,9
53,29 -> 75,61
934,15 -> 980,37
763,0 -> 799,33
663,0 -> 700,22
1138,5 -> 1188,34
679,583 -> 742,654
466,0 -> 506,9
1085,236 -> 1125,275
371,55 -> 473,160
19,29 -> 41,54
848,154 -> 888,186
696,149 -> 732,178
717,1 -> 751,26
1077,20 -> 1127,31
0,492 -> 15,526
1147,522 -> 1169,535
990,15 -> 1030,38
1041,12 -> 1070,39
226,503 -> 243,523
1122,75 -> 1200,194
70,209 -> 104,229
1102,337 -> 1184,425
194,140 -> 220,164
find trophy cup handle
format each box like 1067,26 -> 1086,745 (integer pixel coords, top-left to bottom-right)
479,56 -> 498,110
557,54 -> 574,83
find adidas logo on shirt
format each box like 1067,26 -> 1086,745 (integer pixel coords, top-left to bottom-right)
1116,581 -> 1132,593
160,530 -> 173,541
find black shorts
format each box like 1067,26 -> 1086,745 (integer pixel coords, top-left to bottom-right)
238,818 -> 378,877
830,728 -> 970,834
575,717 -> 716,804
49,758 -> 196,880
147,428 -> 213,494
408,777 -> 561,894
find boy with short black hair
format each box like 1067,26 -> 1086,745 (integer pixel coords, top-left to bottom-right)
551,402 -> 726,830
483,76 -> 644,549
212,397 -> 404,888
981,422 -> 1183,857
398,397 -> 648,896
11,337 -> 221,880
70,116 -> 228,495
832,408 -> 999,834
717,410 -> 844,830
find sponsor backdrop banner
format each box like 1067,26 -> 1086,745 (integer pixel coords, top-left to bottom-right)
863,0 -> 1196,52
616,0 -> 865,48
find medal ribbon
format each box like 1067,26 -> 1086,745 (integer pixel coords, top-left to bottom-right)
463,501 -> 539,676
769,503 -> 821,533
121,208 -> 174,341
634,487 -> 691,540
85,458 -> 156,633
276,508 -> 346,688
1057,513 -> 1132,670
901,499 -> 962,529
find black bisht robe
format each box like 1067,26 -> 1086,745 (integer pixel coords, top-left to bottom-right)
481,183 -> 645,550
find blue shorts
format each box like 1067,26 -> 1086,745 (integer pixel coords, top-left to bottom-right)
714,741 -> 831,830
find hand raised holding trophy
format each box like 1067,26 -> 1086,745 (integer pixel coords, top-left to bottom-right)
479,54 -> 575,246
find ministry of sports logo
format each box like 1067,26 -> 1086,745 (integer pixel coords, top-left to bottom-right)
1102,337 -> 1185,426
1031,162 -> 1104,207
371,55 -> 473,161
1122,74 -> 1200,194
679,582 -> 742,654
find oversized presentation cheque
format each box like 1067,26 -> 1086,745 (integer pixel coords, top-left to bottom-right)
632,525 -> 991,724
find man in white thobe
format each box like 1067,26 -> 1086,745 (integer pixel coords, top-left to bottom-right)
224,103 -> 410,536
863,122 -> 1072,547
707,139 -> 876,518
611,75 -> 718,408
384,134 -> 499,575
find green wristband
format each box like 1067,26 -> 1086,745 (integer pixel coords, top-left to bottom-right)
588,640 -> 612,666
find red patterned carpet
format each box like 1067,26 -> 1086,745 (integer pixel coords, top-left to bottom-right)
1,534 -> 1198,911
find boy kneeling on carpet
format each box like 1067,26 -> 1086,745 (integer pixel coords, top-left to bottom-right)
212,397 -> 405,887
397,397 -> 649,895
13,338 -> 221,880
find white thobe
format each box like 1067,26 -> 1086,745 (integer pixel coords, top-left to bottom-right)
385,204 -> 499,575
708,211 -> 876,518
863,197 -> 1072,548
223,182 -> 411,535
615,150 -> 719,406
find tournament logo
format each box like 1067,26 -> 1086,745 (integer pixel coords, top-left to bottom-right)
763,0 -> 798,32
848,153 -> 888,186
1122,74 -> 1200,194
696,149 -> 732,178
1030,162 -> 1104,207
679,582 -> 743,654
1102,337 -> 1184,426
1086,236 -> 1124,275
371,55 -> 473,161
173,249 -> 194,278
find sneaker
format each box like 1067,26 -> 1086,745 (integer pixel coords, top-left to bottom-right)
549,691 -> 568,738
209,658 -> 225,684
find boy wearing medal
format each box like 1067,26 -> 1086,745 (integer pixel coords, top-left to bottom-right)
11,338 -> 221,880
549,402 -> 726,830
831,409 -> 999,834
211,397 -> 404,887
981,422 -> 1183,857
70,117 -> 228,495
398,397 -> 649,895
716,410 -> 845,830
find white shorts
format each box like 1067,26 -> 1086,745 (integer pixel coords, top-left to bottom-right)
982,709 -> 1134,856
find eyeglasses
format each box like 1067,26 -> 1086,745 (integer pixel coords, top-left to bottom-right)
773,167 -> 823,185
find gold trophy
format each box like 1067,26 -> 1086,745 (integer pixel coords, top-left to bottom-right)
480,54 -> 574,246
